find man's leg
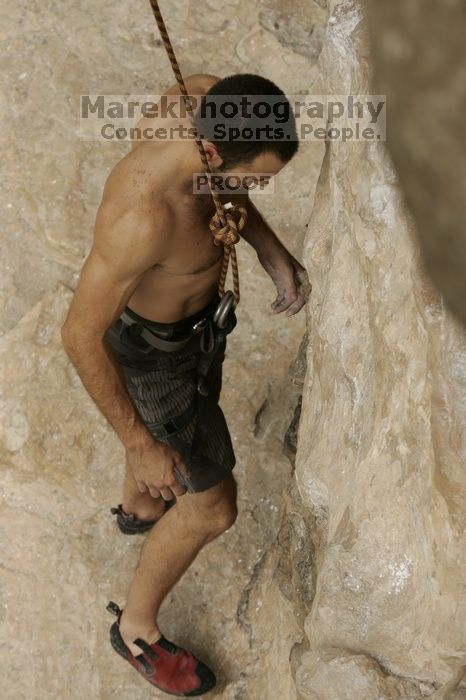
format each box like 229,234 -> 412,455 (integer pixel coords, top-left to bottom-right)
119,471 -> 238,656
121,447 -> 167,520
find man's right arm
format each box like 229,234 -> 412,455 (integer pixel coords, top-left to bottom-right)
60,200 -> 171,451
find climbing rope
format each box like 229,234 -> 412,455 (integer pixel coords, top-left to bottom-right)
148,0 -> 247,306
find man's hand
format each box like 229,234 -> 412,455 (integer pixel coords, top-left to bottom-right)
237,197 -> 311,316
126,439 -> 191,500
258,243 -> 311,317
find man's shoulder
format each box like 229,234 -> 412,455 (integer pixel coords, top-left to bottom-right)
102,146 -> 168,205
97,163 -> 172,241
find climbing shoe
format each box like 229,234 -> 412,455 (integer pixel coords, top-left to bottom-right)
106,601 -> 217,696
110,497 -> 176,535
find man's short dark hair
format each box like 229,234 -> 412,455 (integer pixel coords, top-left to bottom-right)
193,73 -> 299,170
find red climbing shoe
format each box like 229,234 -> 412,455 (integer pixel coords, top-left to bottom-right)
110,497 -> 176,535
106,601 -> 217,696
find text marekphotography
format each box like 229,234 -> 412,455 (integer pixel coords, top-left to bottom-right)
78,93 -> 387,142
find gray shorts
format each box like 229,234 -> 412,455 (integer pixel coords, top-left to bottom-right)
104,296 -> 237,493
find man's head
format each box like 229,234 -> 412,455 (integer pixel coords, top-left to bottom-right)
193,73 -> 299,180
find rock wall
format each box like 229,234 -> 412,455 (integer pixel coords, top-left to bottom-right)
249,1 -> 466,698
364,0 -> 466,328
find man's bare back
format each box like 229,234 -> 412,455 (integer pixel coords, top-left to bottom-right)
97,73 -> 229,323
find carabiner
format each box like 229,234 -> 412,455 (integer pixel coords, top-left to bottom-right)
213,290 -> 235,329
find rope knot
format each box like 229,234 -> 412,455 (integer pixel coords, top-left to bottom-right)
209,204 -> 248,246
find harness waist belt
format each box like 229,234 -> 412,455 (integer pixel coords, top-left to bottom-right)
119,309 -> 207,352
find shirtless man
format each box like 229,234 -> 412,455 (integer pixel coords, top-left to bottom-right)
61,72 -> 308,695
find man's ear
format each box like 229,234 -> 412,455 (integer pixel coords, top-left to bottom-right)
202,140 -> 223,169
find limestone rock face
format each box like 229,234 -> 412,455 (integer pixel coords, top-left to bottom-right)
258,0 -> 328,59
364,0 -> 466,328
278,0 -> 466,697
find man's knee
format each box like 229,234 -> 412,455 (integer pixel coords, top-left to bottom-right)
210,500 -> 238,534
200,503 -> 237,543
178,471 -> 238,535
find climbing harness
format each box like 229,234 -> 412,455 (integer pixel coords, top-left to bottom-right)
118,290 -> 236,354
118,308 -> 211,354
148,0 -> 247,307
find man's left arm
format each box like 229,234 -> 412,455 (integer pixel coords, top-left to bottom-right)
236,195 -> 311,316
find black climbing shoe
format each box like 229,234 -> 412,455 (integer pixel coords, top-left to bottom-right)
110,498 -> 176,535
